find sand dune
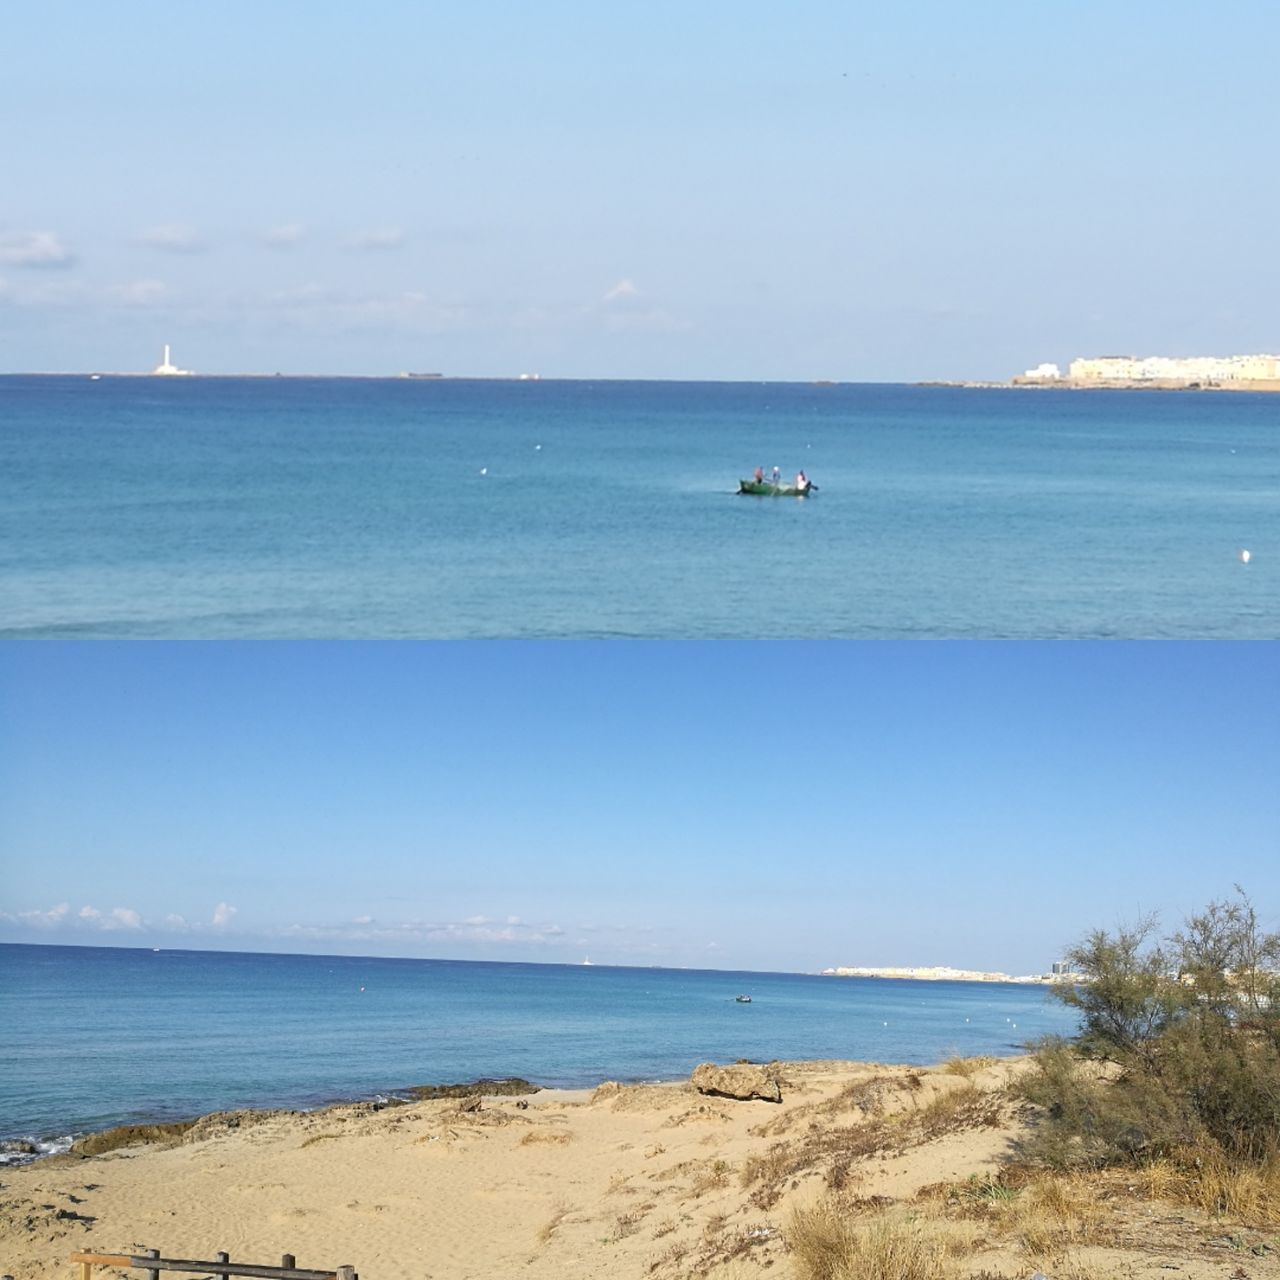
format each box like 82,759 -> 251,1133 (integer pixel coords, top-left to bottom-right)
3,1058 -> 1276,1280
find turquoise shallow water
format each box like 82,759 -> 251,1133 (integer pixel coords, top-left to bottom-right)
2,377 -> 1275,637
1,944 -> 1075,1146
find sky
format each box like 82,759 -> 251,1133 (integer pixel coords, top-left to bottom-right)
2,1 -> 1277,380
2,642 -> 1276,974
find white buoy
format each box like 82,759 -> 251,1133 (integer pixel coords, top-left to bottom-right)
535,444 -> 542,450
480,467 -> 488,476
1240,549 -> 1251,564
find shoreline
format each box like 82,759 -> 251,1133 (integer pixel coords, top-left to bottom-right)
1,1046 -> 1042,1168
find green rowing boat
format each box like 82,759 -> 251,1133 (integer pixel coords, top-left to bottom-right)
738,479 -> 817,496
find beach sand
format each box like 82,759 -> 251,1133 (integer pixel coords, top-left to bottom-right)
3,1058 -> 1277,1280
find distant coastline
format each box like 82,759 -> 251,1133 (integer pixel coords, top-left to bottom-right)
821,965 -> 1076,986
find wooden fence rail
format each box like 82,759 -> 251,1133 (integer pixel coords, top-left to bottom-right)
68,1251 -> 356,1280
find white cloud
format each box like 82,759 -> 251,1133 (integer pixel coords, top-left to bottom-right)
351,914 -> 374,925
261,223 -> 305,248
0,230 -> 76,268
139,224 -> 206,253
344,227 -> 406,251
78,905 -> 101,920
5,902 -> 72,928
110,278 -> 168,306
594,278 -> 689,335
164,913 -> 189,930
108,907 -> 144,930
211,902 -> 237,928
603,278 -> 639,302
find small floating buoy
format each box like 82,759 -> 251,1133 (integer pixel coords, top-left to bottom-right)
480,467 -> 488,476
360,986 -> 365,992
1240,549 -> 1251,564
535,444 -> 542,450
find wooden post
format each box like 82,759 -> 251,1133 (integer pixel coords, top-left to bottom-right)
215,1251 -> 230,1275
337,1268 -> 357,1280
281,1256 -> 296,1270
80,1268 -> 92,1280
142,1247 -> 160,1280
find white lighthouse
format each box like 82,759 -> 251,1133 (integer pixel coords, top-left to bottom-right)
152,344 -> 192,376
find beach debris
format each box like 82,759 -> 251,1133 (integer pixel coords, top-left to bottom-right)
457,1096 -> 482,1113
691,1062 -> 783,1104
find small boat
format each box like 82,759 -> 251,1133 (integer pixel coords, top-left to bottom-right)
738,479 -> 817,497
735,994 -> 752,1003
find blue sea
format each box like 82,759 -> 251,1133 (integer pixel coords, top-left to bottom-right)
0,943 -> 1077,1156
2,377 -> 1275,638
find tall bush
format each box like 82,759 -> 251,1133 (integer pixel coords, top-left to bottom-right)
1020,890 -> 1280,1168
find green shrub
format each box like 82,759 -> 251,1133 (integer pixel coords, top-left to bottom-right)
1019,890 -> 1280,1171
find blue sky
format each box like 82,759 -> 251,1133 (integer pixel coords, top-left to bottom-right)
3,1 -> 1277,379
2,642 -> 1275,973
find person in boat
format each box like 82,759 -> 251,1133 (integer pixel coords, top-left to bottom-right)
771,466 -> 780,485
753,465 -> 764,484
795,470 -> 809,492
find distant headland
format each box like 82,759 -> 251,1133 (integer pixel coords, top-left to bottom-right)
821,965 -> 1077,985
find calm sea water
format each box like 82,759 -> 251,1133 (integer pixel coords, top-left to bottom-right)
0,944 -> 1076,1150
2,377 -> 1275,638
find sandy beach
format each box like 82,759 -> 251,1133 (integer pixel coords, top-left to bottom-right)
4,1057 -> 1278,1280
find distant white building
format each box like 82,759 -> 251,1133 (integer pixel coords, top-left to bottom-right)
152,344 -> 192,376
1022,362 -> 1061,380
1068,353 -> 1280,383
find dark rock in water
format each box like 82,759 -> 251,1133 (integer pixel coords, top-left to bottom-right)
0,1139 -> 37,1155
402,1077 -> 539,1101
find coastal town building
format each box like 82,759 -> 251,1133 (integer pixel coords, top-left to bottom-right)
1015,351 -> 1280,388
1068,353 -> 1280,382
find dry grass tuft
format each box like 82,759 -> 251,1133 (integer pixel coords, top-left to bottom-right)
519,1129 -> 573,1146
990,1172 -> 1108,1260
942,1055 -> 997,1078
788,1198 -> 951,1280
913,1082 -> 1004,1139
299,1131 -> 341,1149
1171,1143 -> 1280,1225
612,1209 -> 643,1240
690,1157 -> 732,1196
535,1203 -> 571,1245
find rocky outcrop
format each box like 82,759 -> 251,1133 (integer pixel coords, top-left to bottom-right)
403,1077 -> 539,1101
691,1062 -> 782,1103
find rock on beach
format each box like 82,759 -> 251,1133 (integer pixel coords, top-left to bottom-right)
690,1061 -> 783,1103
